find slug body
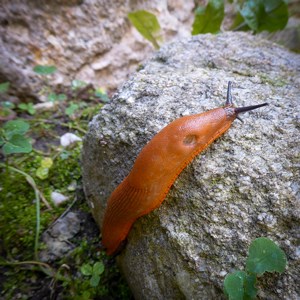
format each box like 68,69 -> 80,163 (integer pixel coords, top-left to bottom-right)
102,82 -> 268,255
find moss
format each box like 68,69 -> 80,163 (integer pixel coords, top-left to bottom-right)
0,101 -> 132,299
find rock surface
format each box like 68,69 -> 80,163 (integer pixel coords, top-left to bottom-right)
0,0 -> 194,100
82,32 -> 300,299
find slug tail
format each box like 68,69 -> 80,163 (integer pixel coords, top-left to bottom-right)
101,178 -> 149,255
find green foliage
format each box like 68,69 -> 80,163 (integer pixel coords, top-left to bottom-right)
33,65 -> 57,75
128,10 -> 161,49
1,70 -> 131,300
95,87 -> 110,103
36,157 -> 53,180
18,103 -> 36,115
48,92 -> 67,102
0,82 -> 10,93
239,0 -> 288,33
224,271 -> 257,300
81,261 -> 105,287
192,0 -> 224,35
130,0 -> 289,43
246,237 -> 287,275
65,103 -> 79,117
1,120 -> 32,155
71,79 -> 88,90
224,237 -> 287,300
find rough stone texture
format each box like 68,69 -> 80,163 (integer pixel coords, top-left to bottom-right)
82,32 -> 300,299
0,0 -> 194,100
39,211 -> 81,262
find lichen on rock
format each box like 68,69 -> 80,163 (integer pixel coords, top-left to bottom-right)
82,32 -> 300,299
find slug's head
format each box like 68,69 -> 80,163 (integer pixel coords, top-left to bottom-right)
224,81 -> 268,121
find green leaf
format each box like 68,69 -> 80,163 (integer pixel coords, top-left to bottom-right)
27,103 -> 36,115
65,103 -> 79,116
41,157 -> 53,168
4,120 -> 30,139
81,264 -> 93,276
128,10 -> 161,49
89,274 -> 100,287
1,101 -> 15,109
60,150 -> 70,160
0,82 -> 10,93
57,94 -> 67,101
36,167 -> 49,180
92,262 -> 105,276
192,0 -> 224,35
224,271 -> 245,300
48,93 -> 58,102
33,65 -> 57,75
18,103 -> 28,110
240,0 -> 288,33
95,88 -> 110,103
246,237 -> 287,275
2,134 -> 32,155
0,136 -> 5,146
71,79 -> 87,90
36,157 -> 53,180
244,273 -> 258,299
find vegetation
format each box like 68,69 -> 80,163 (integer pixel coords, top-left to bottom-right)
0,1 -> 291,297
0,67 -> 132,299
224,237 -> 287,299
128,0 -> 289,48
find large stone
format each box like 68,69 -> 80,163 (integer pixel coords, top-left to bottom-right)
0,0 -> 194,100
82,32 -> 300,299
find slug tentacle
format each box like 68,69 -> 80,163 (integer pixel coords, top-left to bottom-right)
235,103 -> 268,114
101,82 -> 268,255
226,81 -> 233,106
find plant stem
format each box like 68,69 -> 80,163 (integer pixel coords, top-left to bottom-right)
0,163 -> 51,260
29,118 -> 87,134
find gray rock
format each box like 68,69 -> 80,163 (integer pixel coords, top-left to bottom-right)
39,211 -> 81,262
82,32 -> 300,299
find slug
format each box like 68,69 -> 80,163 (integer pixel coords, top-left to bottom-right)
102,82 -> 268,255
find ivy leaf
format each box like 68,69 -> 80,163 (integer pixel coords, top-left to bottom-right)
2,134 -> 32,155
33,65 -> 57,75
246,237 -> 287,275
240,0 -> 288,33
224,271 -> 245,300
93,262 -> 105,276
89,274 -> 100,287
0,82 -> 10,93
192,0 -> 224,35
81,264 -> 93,276
128,10 -> 161,49
224,271 -> 257,300
4,120 -> 30,139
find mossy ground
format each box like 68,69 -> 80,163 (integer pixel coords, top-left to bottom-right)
0,101 -> 132,299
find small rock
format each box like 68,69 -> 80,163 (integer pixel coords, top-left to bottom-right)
60,133 -> 82,147
51,191 -> 69,206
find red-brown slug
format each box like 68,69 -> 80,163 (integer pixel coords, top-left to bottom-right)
102,82 -> 268,255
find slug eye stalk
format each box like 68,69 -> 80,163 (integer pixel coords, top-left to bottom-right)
225,81 -> 268,121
